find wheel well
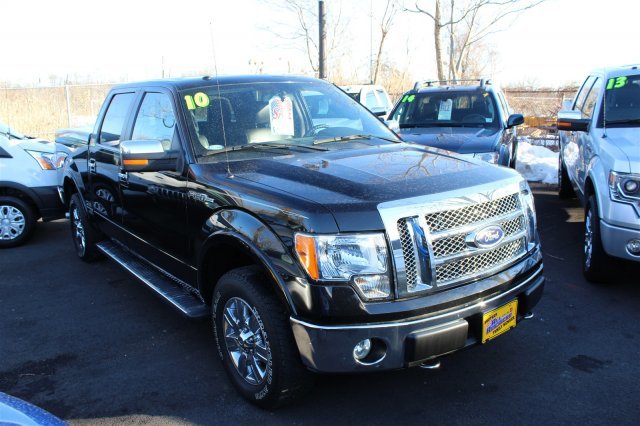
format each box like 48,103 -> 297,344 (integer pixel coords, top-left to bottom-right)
0,187 -> 40,218
584,177 -> 595,198
63,177 -> 78,208
199,241 -> 260,305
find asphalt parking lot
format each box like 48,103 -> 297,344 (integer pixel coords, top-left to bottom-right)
1,183 -> 639,425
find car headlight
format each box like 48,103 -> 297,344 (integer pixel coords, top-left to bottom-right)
294,233 -> 391,300
519,180 -> 538,246
26,150 -> 58,170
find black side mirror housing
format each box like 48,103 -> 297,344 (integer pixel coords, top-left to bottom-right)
120,140 -> 177,172
557,118 -> 590,132
506,114 -> 524,128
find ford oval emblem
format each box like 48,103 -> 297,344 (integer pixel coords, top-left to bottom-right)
474,225 -> 505,249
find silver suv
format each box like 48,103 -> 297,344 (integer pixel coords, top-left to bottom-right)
557,65 -> 640,281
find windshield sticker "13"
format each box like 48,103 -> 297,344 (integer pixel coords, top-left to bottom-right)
606,76 -> 628,90
184,93 -> 210,110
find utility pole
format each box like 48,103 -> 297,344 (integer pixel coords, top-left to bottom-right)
318,0 -> 326,79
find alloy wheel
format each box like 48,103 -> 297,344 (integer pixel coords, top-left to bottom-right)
72,206 -> 86,254
222,297 -> 270,385
0,205 -> 26,240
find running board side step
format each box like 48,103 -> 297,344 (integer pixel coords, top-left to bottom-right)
96,240 -> 210,320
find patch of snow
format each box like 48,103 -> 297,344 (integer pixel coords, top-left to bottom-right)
516,140 -> 558,184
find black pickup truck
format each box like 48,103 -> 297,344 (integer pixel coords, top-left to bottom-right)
60,75 -> 544,408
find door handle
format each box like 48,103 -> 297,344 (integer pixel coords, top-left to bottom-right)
88,158 -> 96,173
118,171 -> 129,185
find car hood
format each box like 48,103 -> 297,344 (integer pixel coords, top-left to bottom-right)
398,126 -> 501,154
10,138 -> 56,153
198,142 -> 520,232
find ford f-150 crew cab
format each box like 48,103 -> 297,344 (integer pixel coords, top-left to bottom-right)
60,75 -> 544,407
557,65 -> 640,282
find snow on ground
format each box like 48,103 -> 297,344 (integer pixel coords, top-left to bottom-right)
516,139 -> 558,184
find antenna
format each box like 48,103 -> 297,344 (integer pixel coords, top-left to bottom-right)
603,68 -> 607,139
208,20 -> 233,178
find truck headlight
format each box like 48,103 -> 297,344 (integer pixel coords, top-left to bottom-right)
520,180 -> 537,245
475,151 -> 500,164
610,171 -> 640,199
294,233 -> 391,300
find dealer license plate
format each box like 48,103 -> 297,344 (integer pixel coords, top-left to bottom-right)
482,299 -> 518,343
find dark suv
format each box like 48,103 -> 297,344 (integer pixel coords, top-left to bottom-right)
60,75 -> 544,408
387,79 -> 524,168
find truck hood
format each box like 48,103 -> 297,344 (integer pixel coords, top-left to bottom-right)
398,127 -> 500,154
602,128 -> 640,173
205,142 -> 520,232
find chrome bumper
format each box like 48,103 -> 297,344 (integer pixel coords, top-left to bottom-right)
291,263 -> 544,373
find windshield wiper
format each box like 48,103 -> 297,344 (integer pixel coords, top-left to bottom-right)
201,142 -> 327,157
313,134 -> 373,145
606,118 -> 640,125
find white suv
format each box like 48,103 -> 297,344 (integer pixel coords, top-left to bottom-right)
557,65 -> 640,281
340,84 -> 393,117
0,122 -> 65,247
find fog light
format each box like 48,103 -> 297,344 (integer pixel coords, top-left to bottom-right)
353,339 -> 372,361
627,239 -> 640,256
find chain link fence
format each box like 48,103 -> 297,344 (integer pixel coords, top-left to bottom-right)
1,84 -> 113,140
2,84 -> 578,145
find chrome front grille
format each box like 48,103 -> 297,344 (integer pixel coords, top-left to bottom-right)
435,238 -> 525,284
425,193 -> 520,232
391,186 -> 529,294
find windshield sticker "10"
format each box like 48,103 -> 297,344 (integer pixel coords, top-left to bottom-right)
184,93 -> 210,110
606,76 -> 628,90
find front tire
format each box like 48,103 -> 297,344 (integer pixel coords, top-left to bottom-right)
558,156 -> 575,199
0,196 -> 36,248
212,266 -> 313,408
69,194 -> 101,261
583,195 -> 611,283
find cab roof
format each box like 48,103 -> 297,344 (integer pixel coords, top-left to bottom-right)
111,75 -> 325,92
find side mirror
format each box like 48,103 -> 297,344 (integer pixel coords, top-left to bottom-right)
372,110 -> 387,117
385,119 -> 400,132
557,110 -> 589,132
506,114 -> 524,128
120,140 -> 177,172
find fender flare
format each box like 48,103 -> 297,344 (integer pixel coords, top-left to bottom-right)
197,209 -> 301,315
0,181 -> 45,211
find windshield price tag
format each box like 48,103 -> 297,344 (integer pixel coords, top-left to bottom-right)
184,92 -> 210,110
269,96 -> 294,136
437,99 -> 453,120
606,76 -> 628,90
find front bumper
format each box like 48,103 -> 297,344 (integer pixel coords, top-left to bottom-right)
600,219 -> 640,262
291,263 -> 544,373
31,185 -> 66,221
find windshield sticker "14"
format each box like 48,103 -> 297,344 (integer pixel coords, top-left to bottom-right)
606,76 -> 628,90
184,93 -> 210,110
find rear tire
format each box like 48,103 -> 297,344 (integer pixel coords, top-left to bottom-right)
583,195 -> 611,283
558,156 -> 575,199
0,196 -> 36,248
69,194 -> 101,261
212,266 -> 313,408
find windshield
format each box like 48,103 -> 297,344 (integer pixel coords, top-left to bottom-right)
180,81 -> 398,160
604,74 -> 640,124
390,90 -> 499,129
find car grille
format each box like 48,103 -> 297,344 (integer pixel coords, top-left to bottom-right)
395,191 -> 528,291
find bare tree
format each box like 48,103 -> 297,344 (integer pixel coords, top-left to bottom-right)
260,0 -> 350,77
406,0 -> 545,81
372,0 -> 400,84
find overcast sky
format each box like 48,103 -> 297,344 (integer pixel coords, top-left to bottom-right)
0,0 -> 637,88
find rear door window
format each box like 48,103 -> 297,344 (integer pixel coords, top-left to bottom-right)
573,76 -> 595,111
581,78 -> 601,118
